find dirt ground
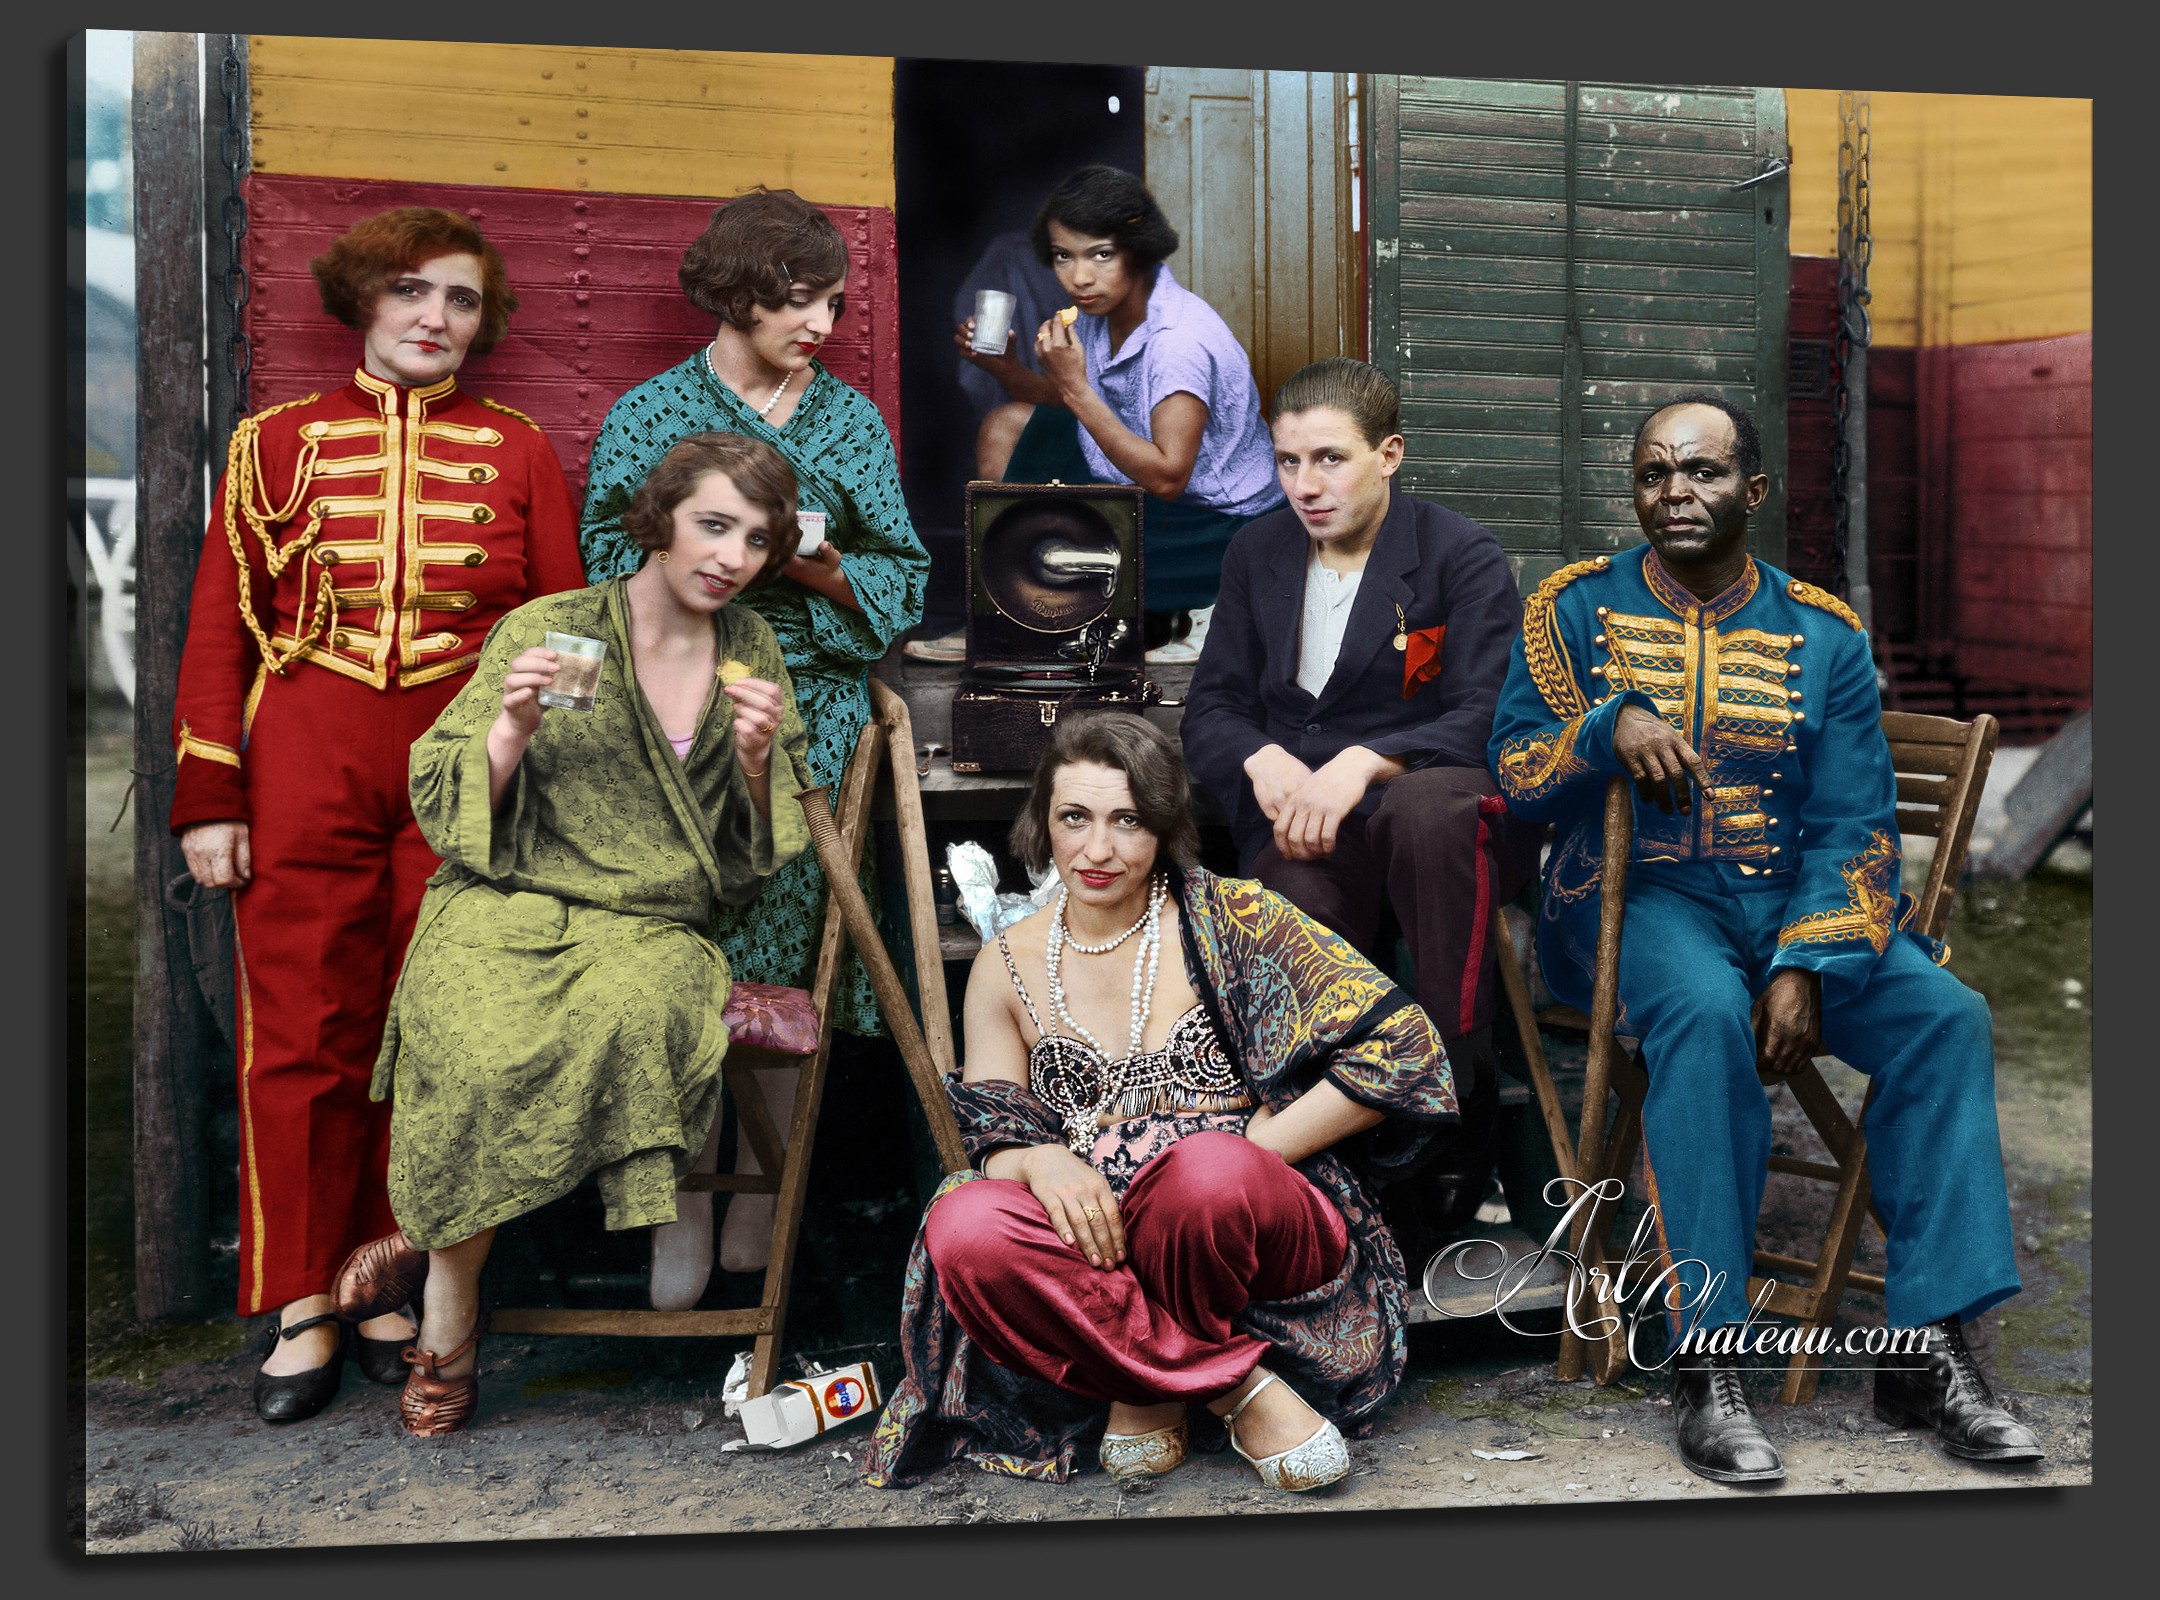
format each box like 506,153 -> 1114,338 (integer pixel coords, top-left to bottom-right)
76,705 -> 2094,1552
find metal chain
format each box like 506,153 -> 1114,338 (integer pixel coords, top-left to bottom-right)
1831,90 -> 1873,589
219,35 -> 252,425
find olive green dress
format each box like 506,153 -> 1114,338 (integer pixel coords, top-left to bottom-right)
371,578 -> 811,1249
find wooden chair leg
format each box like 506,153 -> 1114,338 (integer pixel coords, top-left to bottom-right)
869,678 -> 959,1080
745,719 -> 884,1396
1491,902 -> 1575,1179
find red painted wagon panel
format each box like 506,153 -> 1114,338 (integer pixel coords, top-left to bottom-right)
1945,331 -> 2092,698
240,173 -> 902,502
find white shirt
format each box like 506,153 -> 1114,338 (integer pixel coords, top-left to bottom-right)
1296,549 -> 1364,698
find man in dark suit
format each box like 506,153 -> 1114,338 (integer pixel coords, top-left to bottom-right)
1183,358 -> 1533,1238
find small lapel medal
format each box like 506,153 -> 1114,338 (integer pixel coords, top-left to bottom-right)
1392,604 -> 1409,651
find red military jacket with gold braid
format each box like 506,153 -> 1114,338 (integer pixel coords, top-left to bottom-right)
169,367 -> 586,832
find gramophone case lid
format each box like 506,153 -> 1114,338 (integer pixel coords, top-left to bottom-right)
962,481 -> 1144,671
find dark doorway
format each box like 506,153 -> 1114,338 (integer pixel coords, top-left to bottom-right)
893,57 -> 1145,632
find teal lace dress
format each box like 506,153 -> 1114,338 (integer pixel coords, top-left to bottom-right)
580,355 -> 929,1034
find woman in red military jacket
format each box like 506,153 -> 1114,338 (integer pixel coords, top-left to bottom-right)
169,207 -> 585,1423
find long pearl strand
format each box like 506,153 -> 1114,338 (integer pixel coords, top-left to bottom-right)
1046,873 -> 1165,1063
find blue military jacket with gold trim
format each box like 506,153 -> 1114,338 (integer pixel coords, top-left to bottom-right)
1486,544 -> 1928,1012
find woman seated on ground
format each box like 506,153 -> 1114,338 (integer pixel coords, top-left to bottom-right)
863,713 -> 1458,1491
333,432 -> 811,1437
923,165 -> 1284,663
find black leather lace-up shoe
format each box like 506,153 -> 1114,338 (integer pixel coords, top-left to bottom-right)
1873,1317 -> 2045,1462
1671,1350 -> 1786,1483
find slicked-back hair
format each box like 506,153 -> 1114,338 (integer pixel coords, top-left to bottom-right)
1030,166 -> 1180,272
1635,393 -> 1765,477
1270,357 -> 1403,448
619,431 -> 803,591
1009,712 -> 1201,876
310,207 -> 518,355
678,186 -> 851,330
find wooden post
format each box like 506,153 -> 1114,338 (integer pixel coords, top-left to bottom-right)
131,31 -> 218,1324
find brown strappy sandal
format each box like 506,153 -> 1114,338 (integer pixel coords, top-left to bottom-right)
398,1313 -> 487,1438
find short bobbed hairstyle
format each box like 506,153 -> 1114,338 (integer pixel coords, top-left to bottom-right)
1635,392 -> 1765,477
619,432 -> 803,591
1030,166 -> 1180,272
678,187 -> 852,330
310,207 -> 518,355
1009,712 -> 1202,877
1270,357 -> 1403,449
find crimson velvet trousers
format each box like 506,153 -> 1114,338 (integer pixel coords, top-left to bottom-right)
229,666 -> 459,1315
925,1132 -> 1348,1404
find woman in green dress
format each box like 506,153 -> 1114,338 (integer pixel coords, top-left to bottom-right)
579,187 -> 928,1277
334,432 -> 812,1437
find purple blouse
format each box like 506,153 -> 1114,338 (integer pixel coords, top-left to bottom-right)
1073,265 -> 1281,517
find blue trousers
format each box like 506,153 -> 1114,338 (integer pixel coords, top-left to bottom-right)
1616,860 -> 2020,1332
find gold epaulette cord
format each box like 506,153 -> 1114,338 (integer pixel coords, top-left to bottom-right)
223,394 -> 342,676
478,396 -> 541,430
1520,555 -> 1610,719
1785,579 -> 1865,633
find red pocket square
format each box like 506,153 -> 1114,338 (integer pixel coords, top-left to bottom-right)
1402,624 -> 1447,698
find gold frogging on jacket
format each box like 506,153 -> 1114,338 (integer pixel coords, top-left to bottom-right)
224,371 -> 505,693
1777,830 -> 1901,954
1585,556 -> 1807,866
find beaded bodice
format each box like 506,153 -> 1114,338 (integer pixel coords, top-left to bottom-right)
995,930 -> 1251,1153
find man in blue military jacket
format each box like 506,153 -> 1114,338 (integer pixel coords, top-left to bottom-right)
1184,358 -> 1534,1243
1488,395 -> 2041,1483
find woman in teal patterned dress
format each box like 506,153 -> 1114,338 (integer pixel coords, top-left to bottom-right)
579,188 -> 928,1276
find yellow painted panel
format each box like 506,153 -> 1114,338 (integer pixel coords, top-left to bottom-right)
1782,87 -> 2089,346
248,36 -> 894,207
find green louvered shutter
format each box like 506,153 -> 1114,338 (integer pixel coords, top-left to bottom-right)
1367,78 -> 1790,591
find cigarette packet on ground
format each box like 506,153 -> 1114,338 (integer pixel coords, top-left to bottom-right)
735,1361 -> 882,1450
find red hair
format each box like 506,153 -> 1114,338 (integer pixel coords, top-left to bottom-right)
309,207 -> 518,354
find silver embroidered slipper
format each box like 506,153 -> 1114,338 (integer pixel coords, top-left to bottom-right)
1220,1370 -> 1351,1493
1098,1415 -> 1190,1483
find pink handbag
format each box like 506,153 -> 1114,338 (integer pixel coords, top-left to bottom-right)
721,981 -> 822,1056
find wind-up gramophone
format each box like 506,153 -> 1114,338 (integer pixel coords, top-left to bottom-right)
949,481 -> 1154,773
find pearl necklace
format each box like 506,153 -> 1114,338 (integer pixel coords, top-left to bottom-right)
706,343 -> 797,418
1045,874 -> 1166,1065
1056,896 -> 1152,955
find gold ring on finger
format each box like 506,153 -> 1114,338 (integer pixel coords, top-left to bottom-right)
1082,1205 -> 1102,1221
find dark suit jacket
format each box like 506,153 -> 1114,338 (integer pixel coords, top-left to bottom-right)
1181,489 -> 1521,867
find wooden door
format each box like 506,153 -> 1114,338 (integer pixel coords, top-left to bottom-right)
1145,66 -> 1360,411
1369,78 -> 1791,589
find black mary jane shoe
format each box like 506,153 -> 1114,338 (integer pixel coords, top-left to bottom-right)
1874,1317 -> 2045,1463
1671,1351 -> 1786,1484
253,1311 -> 347,1424
353,1304 -> 421,1386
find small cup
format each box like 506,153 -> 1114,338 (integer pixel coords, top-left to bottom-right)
970,289 -> 1018,355
537,632 -> 606,712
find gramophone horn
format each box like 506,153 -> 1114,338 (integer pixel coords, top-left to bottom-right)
978,497 -> 1123,633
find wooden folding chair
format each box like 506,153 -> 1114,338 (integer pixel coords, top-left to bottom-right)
1492,711 -> 1999,1400
492,679 -> 969,1398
